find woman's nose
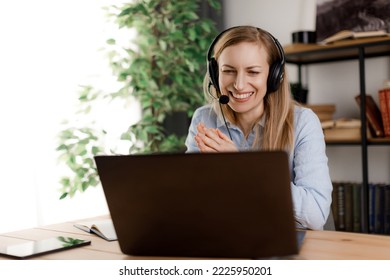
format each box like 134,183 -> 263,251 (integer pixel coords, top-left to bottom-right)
234,72 -> 246,90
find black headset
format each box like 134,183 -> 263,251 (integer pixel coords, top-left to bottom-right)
207,26 -> 285,94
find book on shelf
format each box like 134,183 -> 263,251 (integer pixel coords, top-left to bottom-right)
355,94 -> 385,137
385,186 -> 390,235
369,184 -> 375,233
370,183 -> 390,234
352,183 -> 362,233
344,183 -> 353,232
331,182 -> 339,231
378,86 -> 390,137
74,219 -> 117,241
336,183 -> 345,231
320,29 -> 388,45
375,184 -> 386,234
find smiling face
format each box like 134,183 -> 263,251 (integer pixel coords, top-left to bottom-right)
218,41 -> 270,123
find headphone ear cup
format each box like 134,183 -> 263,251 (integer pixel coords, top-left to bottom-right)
267,61 -> 283,93
208,58 -> 220,92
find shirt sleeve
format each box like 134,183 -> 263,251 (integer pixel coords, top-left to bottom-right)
290,108 -> 333,230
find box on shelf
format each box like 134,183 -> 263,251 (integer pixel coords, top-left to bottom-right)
305,104 -> 336,122
321,118 -> 361,129
324,126 -> 371,142
324,127 -> 360,141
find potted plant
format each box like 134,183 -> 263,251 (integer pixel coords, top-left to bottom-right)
56,0 -> 221,198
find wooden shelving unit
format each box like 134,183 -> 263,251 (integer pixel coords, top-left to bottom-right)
284,36 -> 390,233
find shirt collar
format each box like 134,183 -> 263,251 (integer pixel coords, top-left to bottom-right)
216,113 -> 266,130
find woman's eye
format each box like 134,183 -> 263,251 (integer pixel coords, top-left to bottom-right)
248,71 -> 260,75
222,69 -> 235,73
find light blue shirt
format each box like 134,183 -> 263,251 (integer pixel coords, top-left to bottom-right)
185,104 -> 332,230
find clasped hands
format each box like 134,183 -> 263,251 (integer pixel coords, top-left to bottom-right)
194,123 -> 238,152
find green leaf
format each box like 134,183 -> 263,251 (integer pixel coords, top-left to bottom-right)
60,177 -> 71,187
207,0 -> 221,10
118,7 -> 132,17
59,192 -> 68,200
106,38 -> 116,45
159,40 -> 167,51
184,11 -> 198,20
145,126 -> 160,134
56,144 -> 68,151
200,21 -> 212,33
92,146 -> 101,155
188,28 -> 197,41
81,181 -> 89,192
121,132 -> 132,140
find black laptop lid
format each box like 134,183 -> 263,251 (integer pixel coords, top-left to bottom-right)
95,151 -> 298,259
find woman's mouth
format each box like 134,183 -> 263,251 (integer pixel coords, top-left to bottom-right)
230,91 -> 254,100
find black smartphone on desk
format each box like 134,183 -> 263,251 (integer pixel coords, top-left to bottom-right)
0,236 -> 91,259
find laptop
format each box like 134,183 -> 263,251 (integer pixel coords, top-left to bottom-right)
94,151 -> 300,259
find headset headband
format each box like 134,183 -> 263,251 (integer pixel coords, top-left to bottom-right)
207,26 -> 285,66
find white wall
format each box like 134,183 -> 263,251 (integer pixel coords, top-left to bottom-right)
223,0 -> 317,43
223,0 -> 390,183
0,0 -> 140,233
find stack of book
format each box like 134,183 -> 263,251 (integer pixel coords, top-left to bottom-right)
355,82 -> 390,139
332,182 -> 390,235
322,118 -> 363,142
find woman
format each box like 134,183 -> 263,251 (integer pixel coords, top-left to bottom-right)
185,26 -> 332,230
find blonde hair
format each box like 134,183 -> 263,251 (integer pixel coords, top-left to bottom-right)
205,26 -> 294,151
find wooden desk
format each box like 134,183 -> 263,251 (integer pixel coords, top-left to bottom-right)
1,216 -> 390,260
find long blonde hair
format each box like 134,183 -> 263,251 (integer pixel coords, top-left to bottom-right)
204,26 -> 294,151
